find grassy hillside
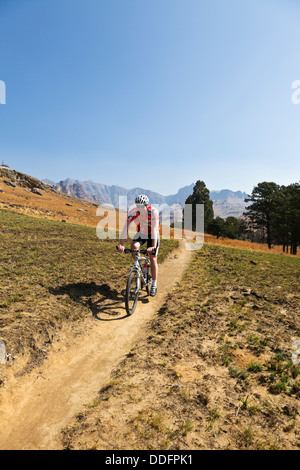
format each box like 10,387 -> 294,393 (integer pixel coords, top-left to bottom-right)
0,209 -> 178,375
61,244 -> 300,450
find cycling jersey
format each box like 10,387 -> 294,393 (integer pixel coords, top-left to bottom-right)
127,205 -> 160,237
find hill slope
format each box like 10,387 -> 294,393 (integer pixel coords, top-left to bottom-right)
0,166 -> 115,228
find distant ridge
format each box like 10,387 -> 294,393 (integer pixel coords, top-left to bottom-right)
43,178 -> 250,218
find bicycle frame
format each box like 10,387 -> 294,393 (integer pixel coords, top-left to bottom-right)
116,246 -> 152,315
126,248 -> 151,289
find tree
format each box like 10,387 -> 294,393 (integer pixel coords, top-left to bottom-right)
207,216 -> 225,238
223,217 -> 247,240
208,216 -> 247,240
288,183 -> 300,255
244,182 -> 280,249
184,180 -> 214,232
272,183 -> 300,255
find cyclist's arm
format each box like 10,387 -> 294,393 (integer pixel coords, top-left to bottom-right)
119,220 -> 130,247
149,216 -> 159,252
151,223 -> 159,247
118,215 -> 138,251
119,209 -> 141,245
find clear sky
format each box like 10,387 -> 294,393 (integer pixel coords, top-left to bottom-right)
0,0 -> 299,196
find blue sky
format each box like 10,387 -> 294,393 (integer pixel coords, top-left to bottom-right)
0,0 -> 299,196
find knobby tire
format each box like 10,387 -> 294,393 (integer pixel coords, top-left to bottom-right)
146,272 -> 152,296
125,270 -> 140,316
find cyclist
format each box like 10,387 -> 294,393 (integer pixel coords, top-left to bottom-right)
117,194 -> 160,296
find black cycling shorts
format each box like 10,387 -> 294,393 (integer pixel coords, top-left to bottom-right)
132,233 -> 160,256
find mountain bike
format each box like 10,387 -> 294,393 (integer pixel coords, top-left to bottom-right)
116,247 -> 152,316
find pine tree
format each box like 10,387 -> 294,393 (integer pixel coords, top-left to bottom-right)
273,183 -> 300,255
244,182 -> 280,249
184,180 -> 214,232
208,216 -> 225,238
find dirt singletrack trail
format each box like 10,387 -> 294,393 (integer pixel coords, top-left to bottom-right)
0,241 -> 193,450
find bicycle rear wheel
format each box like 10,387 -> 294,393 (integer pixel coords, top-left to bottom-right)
125,270 -> 140,315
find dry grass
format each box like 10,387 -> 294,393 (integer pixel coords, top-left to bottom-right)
1,174 -> 298,259
61,244 -> 300,450
204,234 -> 299,257
0,209 -> 178,375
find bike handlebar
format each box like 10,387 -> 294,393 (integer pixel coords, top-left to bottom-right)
116,246 -> 148,254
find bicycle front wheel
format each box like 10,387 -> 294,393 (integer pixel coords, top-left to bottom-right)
125,270 -> 140,315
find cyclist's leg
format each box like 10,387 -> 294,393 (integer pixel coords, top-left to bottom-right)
149,253 -> 158,280
131,234 -> 146,261
131,235 -> 141,249
148,235 -> 159,295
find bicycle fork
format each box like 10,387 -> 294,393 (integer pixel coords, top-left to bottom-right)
131,261 -> 148,291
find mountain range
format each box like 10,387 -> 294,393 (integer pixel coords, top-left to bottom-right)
42,178 -> 250,218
